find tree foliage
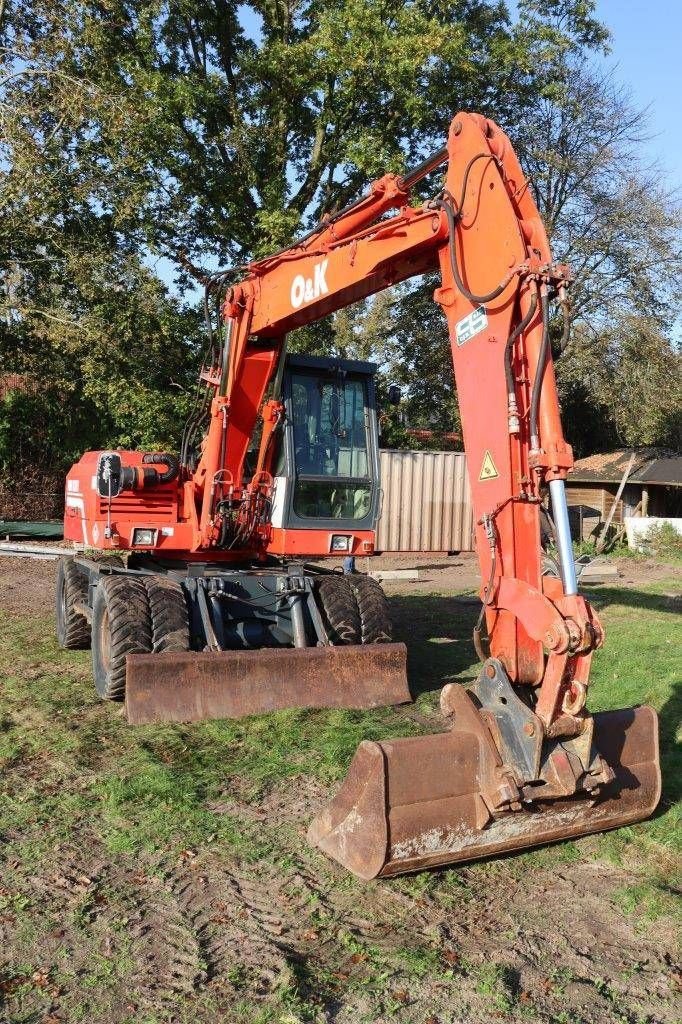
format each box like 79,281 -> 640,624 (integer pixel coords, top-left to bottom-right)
0,0 -> 679,514
558,318 -> 682,454
374,53 -> 682,454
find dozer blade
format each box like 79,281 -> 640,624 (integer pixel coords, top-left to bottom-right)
308,685 -> 661,879
124,642 -> 410,724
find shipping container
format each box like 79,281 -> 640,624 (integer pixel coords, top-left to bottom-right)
376,450 -> 474,552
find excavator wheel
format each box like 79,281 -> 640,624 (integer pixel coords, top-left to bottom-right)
348,574 -> 393,643
144,576 -> 190,653
91,575 -> 152,700
56,557 -> 91,650
314,575 -> 361,644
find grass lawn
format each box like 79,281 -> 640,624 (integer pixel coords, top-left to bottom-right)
0,568 -> 679,1023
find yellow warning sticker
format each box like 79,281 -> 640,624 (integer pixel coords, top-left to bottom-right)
479,450 -> 499,481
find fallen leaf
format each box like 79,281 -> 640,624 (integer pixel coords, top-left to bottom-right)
0,977 -> 22,994
442,950 -> 459,966
393,988 -> 410,1004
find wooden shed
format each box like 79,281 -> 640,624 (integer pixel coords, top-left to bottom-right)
565,448 -> 682,541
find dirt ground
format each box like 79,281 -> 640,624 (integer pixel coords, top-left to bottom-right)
0,550 -> 679,1024
0,547 -> 677,614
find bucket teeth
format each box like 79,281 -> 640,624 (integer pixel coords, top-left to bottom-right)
308,693 -> 661,879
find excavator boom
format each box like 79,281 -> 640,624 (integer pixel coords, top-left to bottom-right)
251,111 -> 659,876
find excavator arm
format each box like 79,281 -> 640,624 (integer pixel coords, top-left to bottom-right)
198,113 -> 597,714
195,110 -> 659,878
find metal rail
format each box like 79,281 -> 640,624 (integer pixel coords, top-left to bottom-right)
0,542 -> 80,560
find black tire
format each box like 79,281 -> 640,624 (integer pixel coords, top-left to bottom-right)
144,576 -> 190,653
55,557 -> 91,650
348,574 -> 393,644
314,575 -> 361,645
91,575 -> 152,701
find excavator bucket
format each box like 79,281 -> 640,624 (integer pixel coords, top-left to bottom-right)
124,642 -> 411,724
308,682 -> 661,879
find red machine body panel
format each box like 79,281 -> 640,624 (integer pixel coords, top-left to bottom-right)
64,451 -> 186,552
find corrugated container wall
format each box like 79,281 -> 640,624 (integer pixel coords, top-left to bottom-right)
376,450 -> 474,552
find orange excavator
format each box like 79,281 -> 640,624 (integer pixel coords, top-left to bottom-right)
57,112 -> 660,878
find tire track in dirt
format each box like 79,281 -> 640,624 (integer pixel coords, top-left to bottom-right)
124,873 -> 205,1012
26,851 -> 296,1008
153,850 -> 446,1006
166,858 -> 294,997
281,857 -> 445,949
24,849 -> 206,1013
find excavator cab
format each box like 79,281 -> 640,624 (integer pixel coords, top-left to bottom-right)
267,355 -> 381,555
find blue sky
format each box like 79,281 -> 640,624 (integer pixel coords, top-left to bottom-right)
595,0 -> 682,191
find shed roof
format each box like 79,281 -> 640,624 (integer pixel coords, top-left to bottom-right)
569,448 -> 682,487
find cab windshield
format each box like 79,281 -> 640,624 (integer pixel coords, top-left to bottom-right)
290,373 -> 371,520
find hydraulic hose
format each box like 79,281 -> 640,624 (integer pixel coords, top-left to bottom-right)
440,198 -> 513,306
473,514 -> 498,661
529,290 -> 550,449
503,286 -> 539,398
141,452 -> 180,485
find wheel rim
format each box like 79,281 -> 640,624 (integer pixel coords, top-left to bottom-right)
59,576 -> 67,625
98,607 -> 111,674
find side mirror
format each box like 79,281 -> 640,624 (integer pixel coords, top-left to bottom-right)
387,383 -> 402,406
96,451 -> 124,498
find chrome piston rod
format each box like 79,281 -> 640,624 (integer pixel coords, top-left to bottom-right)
549,478 -> 578,596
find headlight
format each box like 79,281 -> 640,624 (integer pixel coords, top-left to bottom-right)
330,534 -> 351,552
132,528 -> 157,547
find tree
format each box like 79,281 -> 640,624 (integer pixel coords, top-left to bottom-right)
375,54 -> 682,453
2,0 -> 664,510
557,317 -> 682,454
0,0 -> 609,274
511,57 -> 682,456
511,63 -> 682,335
